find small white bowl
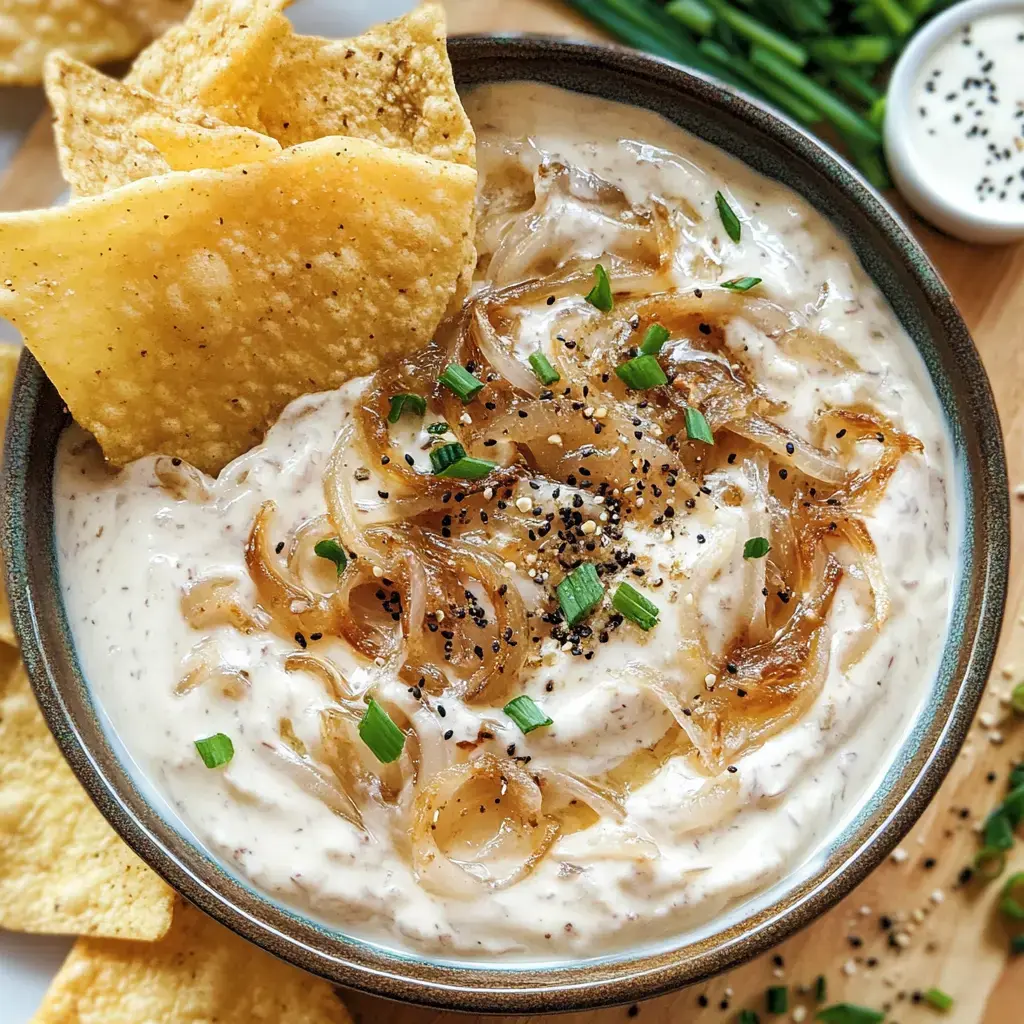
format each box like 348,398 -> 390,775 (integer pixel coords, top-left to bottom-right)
885,0 -> 1024,244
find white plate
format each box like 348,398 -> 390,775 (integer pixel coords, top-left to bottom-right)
0,2 -> 415,1019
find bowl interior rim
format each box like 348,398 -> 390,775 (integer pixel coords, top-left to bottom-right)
1,34 -> 1008,1014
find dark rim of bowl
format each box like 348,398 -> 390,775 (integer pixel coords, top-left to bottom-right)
1,35 -> 1008,1015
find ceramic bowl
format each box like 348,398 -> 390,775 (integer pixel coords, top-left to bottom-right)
1,36 -> 1008,1014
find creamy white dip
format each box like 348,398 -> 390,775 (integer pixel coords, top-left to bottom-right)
54,83 -> 954,959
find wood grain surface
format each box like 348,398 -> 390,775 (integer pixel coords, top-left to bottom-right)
1,2 -> 1021,1022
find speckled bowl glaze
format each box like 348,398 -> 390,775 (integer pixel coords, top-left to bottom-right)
1,36 -> 1008,1014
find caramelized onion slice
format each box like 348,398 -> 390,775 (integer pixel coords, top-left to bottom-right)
181,575 -> 266,635
154,456 -> 212,503
410,754 -> 559,898
176,638 -> 249,700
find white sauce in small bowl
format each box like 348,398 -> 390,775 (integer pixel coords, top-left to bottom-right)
53,83 -> 956,960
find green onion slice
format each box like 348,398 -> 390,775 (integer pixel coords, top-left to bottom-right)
922,988 -> 953,1013
684,406 -> 714,444
557,563 -> 604,626
766,986 -> 788,1014
1003,784 -> 1024,828
999,872 -> 1024,920
974,845 -> 1007,880
428,441 -> 496,480
1011,682 -> 1024,714
528,350 -> 560,386
984,809 -> 1015,851
738,1012 -> 761,1024
313,538 -> 347,577
386,392 -> 426,424
722,276 -> 763,292
814,976 -> 827,1003
194,733 -> 234,769
615,353 -> 667,390
358,698 -> 405,763
439,363 -> 484,403
743,537 -> 771,560
425,421 -> 450,435
612,582 -> 660,631
814,1005 -> 884,1024
715,190 -> 742,243
584,263 -> 613,312
639,323 -> 670,355
1011,762 -> 1024,790
504,694 -> 553,735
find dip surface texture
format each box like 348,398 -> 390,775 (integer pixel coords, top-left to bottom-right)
55,83 -> 955,959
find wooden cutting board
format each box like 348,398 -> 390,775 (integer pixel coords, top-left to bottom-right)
1,3 -> 1022,1022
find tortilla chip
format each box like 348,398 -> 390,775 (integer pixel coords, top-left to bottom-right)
252,4 -> 475,166
32,900 -> 353,1024
46,52 -> 220,197
136,115 -> 281,171
0,659 -> 174,938
0,0 -> 146,85
0,135 -> 476,474
0,345 -> 20,647
126,0 -> 290,127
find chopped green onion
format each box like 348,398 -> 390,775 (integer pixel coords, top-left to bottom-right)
738,1012 -> 761,1024
1011,682 -> 1024,714
615,353 -> 668,390
639,323 -> 670,355
439,363 -> 484,403
1003,785 -> 1024,828
715,190 -> 742,243
612,582 -> 660,631
194,733 -> 234,769
504,694 -> 553,734
1012,934 -> 1024,954
1010,762 -> 1024,790
766,986 -> 788,1014
722,276 -> 762,292
922,988 -> 954,1013
426,421 -> 450,435
984,809 -> 1015,851
815,1006 -> 884,1024
665,0 -> 714,34
428,441 -> 496,480
387,392 -> 426,424
684,406 -> 714,444
815,975 -> 827,1003
528,351 -> 560,386
557,563 -> 604,626
973,845 -> 1007,881
808,36 -> 893,65
358,698 -> 405,764
743,537 -> 771,559
999,873 -> 1024,920
584,264 -> 613,312
705,0 -> 808,67
313,538 -> 347,577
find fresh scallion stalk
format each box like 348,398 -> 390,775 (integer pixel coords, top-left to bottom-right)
615,353 -> 668,390
665,0 -> 715,36
557,563 -> 604,626
439,363 -> 484,402
866,0 -> 914,36
504,694 -> 553,734
639,323 -> 670,355
358,699 -> 405,764
749,45 -> 882,148
612,582 -> 660,630
194,733 -> 234,769
528,351 -> 561,386
706,0 -> 808,66
387,392 -> 426,423
808,36 -> 893,65
827,65 -> 883,106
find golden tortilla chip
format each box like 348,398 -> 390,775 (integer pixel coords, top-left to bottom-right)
0,659 -> 174,938
252,4 -> 475,166
32,900 -> 353,1024
46,52 -> 221,197
126,0 -> 290,127
0,135 -> 476,474
136,115 -> 281,170
0,0 -> 146,85
0,345 -> 20,647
